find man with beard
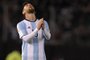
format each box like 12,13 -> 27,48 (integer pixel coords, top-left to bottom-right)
17,2 -> 51,60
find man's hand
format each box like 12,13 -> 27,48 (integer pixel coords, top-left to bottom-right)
37,18 -> 44,30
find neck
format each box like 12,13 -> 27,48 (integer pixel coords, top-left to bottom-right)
25,13 -> 36,21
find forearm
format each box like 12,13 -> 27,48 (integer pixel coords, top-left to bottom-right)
22,28 -> 38,42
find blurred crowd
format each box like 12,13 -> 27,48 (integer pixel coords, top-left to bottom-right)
48,0 -> 90,47
0,0 -> 90,60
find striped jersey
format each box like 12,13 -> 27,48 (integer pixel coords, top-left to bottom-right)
17,19 -> 51,60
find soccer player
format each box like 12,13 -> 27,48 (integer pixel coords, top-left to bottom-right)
17,2 -> 51,60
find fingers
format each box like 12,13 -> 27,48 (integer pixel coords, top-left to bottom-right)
38,18 -> 43,24
37,18 -> 44,30
40,18 -> 44,21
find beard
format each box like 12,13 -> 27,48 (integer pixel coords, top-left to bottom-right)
27,8 -> 35,13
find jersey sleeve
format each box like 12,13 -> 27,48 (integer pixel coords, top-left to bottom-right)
17,21 -> 38,43
17,21 -> 27,39
43,20 -> 51,40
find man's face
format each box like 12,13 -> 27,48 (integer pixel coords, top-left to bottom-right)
23,3 -> 35,14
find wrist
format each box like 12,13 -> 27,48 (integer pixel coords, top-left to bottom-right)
36,28 -> 39,31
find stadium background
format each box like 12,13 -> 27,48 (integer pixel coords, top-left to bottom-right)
0,0 -> 90,60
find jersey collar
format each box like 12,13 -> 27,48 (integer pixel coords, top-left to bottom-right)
25,19 -> 36,22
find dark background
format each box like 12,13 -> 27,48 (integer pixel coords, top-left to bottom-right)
0,0 -> 90,60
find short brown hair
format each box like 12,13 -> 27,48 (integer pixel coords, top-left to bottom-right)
23,2 -> 31,7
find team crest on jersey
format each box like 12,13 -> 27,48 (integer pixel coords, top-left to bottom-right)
28,26 -> 31,29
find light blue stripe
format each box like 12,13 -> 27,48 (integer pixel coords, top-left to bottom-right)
43,39 -> 46,60
31,22 -> 38,60
33,38 -> 38,60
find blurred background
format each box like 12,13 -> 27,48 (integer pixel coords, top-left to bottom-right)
0,0 -> 90,60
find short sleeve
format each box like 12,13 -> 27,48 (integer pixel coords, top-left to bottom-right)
17,21 -> 27,39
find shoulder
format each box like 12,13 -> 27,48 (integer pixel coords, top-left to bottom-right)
44,20 -> 48,25
17,20 -> 25,28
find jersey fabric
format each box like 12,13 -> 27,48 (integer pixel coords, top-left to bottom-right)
17,19 -> 51,60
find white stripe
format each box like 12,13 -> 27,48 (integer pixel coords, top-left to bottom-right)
22,42 -> 28,60
38,39 -> 46,60
27,43 -> 34,60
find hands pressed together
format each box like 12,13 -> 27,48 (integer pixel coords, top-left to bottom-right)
37,18 -> 44,30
